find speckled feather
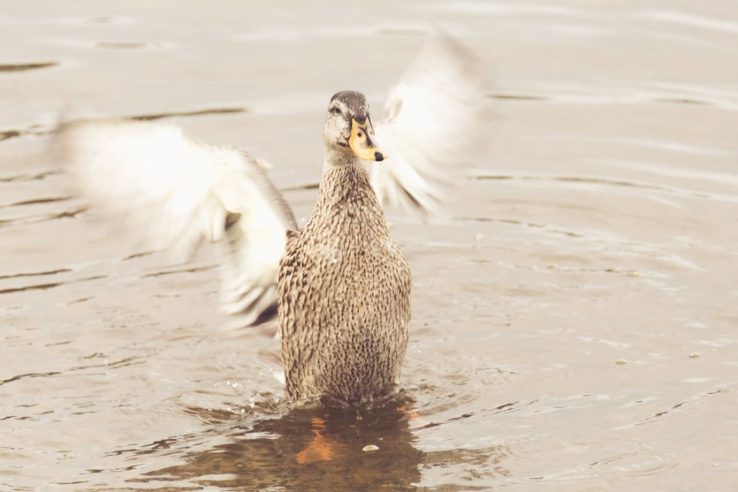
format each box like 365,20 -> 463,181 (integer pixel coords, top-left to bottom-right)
278,157 -> 411,403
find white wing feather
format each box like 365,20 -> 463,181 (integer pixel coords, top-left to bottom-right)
55,120 -> 296,325
371,31 -> 485,215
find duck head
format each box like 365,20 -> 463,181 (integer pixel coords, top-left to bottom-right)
323,91 -> 386,163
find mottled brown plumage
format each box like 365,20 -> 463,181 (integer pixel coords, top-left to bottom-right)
278,92 -> 411,403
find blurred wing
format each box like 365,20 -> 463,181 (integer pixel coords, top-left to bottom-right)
372,31 -> 485,215
55,119 -> 297,325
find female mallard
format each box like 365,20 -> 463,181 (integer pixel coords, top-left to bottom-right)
279,90 -> 411,402
56,32 -> 483,403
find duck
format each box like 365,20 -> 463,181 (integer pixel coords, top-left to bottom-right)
54,31 -> 484,404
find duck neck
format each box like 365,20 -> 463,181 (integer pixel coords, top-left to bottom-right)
308,149 -> 385,230
317,149 -> 376,205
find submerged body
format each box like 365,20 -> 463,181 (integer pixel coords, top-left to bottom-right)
279,93 -> 411,403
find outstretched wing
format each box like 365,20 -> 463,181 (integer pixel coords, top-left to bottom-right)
54,119 -> 296,325
371,31 -> 485,215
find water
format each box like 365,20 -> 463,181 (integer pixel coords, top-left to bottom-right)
2,1 -> 738,489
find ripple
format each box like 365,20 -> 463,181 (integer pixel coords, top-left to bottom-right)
0,107 -> 246,143
142,265 -> 217,278
0,62 -> 58,73
0,282 -> 63,295
639,10 -> 738,34
0,130 -> 21,141
95,42 -> 149,49
487,93 -> 548,101
432,2 -> 593,17
0,355 -> 146,388
486,86 -> 738,109
476,172 -> 738,205
475,174 -> 669,192
0,196 -> 72,209
613,453 -> 679,478
0,274 -> 106,296
0,170 -> 60,182
0,206 -> 87,228
121,251 -> 157,261
0,268 -> 72,281
129,107 -> 246,122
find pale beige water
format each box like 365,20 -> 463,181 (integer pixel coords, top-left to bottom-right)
2,1 -> 738,490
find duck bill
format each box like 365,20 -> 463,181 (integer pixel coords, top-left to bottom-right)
349,118 -> 386,162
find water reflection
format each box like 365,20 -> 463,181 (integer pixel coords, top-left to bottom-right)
124,394 -> 509,489
129,395 -> 423,489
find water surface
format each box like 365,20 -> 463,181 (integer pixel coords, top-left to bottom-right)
2,1 -> 738,490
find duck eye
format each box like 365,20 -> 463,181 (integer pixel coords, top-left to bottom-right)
329,107 -> 342,115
